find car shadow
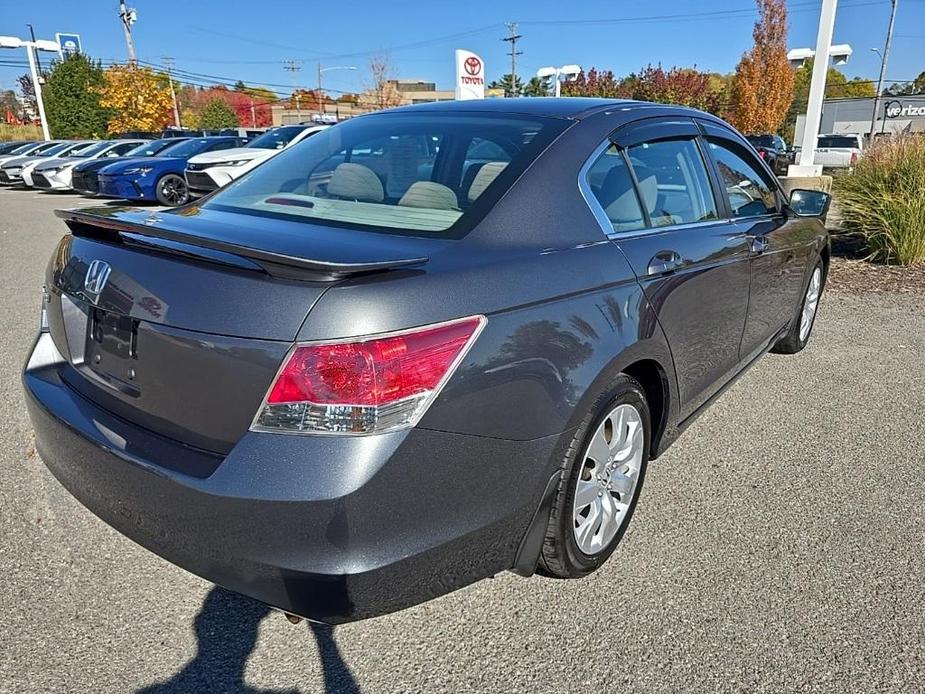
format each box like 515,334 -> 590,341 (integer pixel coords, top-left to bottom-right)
136,587 -> 359,694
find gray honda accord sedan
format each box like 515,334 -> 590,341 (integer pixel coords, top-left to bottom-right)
24,98 -> 830,623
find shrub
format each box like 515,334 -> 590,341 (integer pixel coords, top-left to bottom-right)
836,135 -> 925,266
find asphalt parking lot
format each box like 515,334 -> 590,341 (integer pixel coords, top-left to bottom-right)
2,187 -> 924,693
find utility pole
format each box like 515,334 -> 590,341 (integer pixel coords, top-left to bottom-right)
118,0 -> 137,64
868,0 -> 898,143
26,24 -> 42,76
318,62 -> 323,115
163,57 -> 181,128
284,60 -> 302,121
501,22 -> 522,97
250,98 -> 256,127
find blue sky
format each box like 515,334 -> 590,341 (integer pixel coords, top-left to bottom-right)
2,0 -> 923,97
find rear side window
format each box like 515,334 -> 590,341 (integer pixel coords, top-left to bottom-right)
707,140 -> 778,217
586,145 -> 646,232
818,136 -> 859,148
204,113 -> 568,235
626,139 -> 717,226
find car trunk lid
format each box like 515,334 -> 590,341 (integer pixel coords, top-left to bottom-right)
46,206 -> 440,453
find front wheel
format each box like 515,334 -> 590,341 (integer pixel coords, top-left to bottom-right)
538,375 -> 650,579
773,260 -> 824,354
155,174 -> 189,206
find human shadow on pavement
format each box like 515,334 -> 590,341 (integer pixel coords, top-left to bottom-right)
136,586 -> 359,694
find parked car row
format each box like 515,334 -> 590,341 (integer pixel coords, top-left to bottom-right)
0,124 -> 329,206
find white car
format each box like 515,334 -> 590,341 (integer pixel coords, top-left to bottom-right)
184,124 -> 328,196
15,141 -> 93,186
813,133 -> 864,169
0,140 -> 56,167
28,139 -> 149,191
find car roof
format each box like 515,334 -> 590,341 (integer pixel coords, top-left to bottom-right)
375,97 -> 647,119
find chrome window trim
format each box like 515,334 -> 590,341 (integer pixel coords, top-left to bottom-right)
577,139 -> 731,241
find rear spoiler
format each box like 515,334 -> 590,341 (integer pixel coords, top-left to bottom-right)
55,209 -> 428,281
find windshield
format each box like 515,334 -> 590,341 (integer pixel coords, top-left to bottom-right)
30,141 -> 67,156
10,142 -> 44,155
71,141 -> 112,158
818,136 -> 859,148
124,139 -> 178,157
205,113 -> 568,235
160,138 -> 221,158
246,126 -> 307,150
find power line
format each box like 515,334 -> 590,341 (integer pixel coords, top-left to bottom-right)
501,22 -> 523,97
283,60 -> 303,119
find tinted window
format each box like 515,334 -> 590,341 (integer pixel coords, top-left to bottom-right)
161,138 -> 233,158
585,144 -> 646,232
247,126 -> 307,150
626,139 -> 717,226
124,138 -> 182,157
72,142 -> 112,158
747,135 -> 774,148
707,140 -> 778,217
205,113 -> 567,235
818,135 -> 859,148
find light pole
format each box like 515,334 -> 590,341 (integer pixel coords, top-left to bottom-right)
868,0 -> 899,143
317,64 -> 357,115
0,35 -> 60,140
535,65 -> 581,97
786,0 -> 853,176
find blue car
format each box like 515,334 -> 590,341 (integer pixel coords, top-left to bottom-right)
97,136 -> 247,206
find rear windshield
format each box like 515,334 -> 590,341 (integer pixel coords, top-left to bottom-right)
818,136 -> 859,148
204,112 -> 568,235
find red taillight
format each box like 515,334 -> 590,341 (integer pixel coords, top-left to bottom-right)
850,152 -> 858,166
254,316 -> 485,434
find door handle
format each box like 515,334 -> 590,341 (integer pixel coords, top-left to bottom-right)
647,250 -> 684,276
749,235 -> 770,254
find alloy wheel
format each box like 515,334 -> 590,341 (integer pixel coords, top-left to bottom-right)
572,403 -> 644,555
160,176 -> 188,205
799,266 -> 822,342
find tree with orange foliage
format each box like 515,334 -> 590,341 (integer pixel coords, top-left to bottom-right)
731,0 -> 795,134
97,65 -> 173,134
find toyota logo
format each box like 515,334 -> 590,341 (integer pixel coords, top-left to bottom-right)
464,56 -> 482,76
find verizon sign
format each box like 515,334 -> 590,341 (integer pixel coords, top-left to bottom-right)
455,49 -> 485,100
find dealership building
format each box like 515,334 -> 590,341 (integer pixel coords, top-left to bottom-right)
794,95 -> 925,144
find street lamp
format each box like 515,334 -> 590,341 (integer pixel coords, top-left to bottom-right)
317,64 -> 357,114
536,64 -> 581,98
0,35 -> 60,140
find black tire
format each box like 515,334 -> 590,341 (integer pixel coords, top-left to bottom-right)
773,259 -> 825,355
155,174 -> 189,206
538,374 -> 651,579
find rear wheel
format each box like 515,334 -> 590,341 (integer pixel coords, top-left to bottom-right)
155,174 -> 189,206
773,260 -> 824,354
539,375 -> 650,579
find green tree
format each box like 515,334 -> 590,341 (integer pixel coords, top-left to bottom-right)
522,76 -> 551,97
197,97 -> 239,129
884,70 -> 925,96
488,74 -> 523,97
42,54 -> 110,138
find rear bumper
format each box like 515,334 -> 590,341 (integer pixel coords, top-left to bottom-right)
24,332 -> 557,623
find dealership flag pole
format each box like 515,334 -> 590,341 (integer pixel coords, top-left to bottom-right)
868,0 -> 898,143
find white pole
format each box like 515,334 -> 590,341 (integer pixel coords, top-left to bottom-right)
25,43 -> 50,140
793,0 -> 838,174
554,71 -> 562,98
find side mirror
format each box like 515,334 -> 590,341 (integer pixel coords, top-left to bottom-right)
789,189 -> 831,218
